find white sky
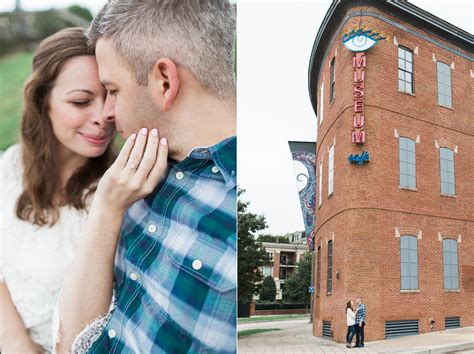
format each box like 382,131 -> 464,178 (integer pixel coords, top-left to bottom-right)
1,1 -> 472,235
237,0 -> 472,235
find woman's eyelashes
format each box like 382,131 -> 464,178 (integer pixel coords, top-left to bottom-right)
107,89 -> 118,96
71,100 -> 91,107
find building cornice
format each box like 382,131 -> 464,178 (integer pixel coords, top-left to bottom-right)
308,0 -> 474,115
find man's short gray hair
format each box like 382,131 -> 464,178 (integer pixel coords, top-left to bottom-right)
88,0 -> 236,98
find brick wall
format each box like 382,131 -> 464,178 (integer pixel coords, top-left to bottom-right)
312,5 -> 473,343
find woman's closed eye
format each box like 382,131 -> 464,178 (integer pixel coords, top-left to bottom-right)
71,100 -> 91,106
107,89 -> 118,97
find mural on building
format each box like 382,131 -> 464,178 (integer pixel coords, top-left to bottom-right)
288,141 -> 316,250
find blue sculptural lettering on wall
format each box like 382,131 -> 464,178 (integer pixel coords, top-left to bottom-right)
348,150 -> 370,165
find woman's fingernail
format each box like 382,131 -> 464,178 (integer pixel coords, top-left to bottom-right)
141,127 -> 148,135
130,133 -> 137,140
160,138 -> 168,146
151,128 -> 158,136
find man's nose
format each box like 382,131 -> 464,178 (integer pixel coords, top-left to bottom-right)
102,94 -> 116,124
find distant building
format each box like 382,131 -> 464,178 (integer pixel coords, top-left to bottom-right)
260,241 -> 308,300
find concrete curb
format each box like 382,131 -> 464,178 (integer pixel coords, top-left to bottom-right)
402,341 -> 474,354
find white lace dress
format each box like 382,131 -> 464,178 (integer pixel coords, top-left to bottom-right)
0,145 -> 90,353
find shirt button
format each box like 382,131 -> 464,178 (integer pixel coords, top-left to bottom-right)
147,224 -> 157,233
176,171 -> 184,180
108,329 -> 116,338
192,259 -> 202,270
130,272 -> 138,281
211,166 -> 219,174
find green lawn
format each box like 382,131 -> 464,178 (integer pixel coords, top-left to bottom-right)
238,328 -> 281,337
238,314 -> 310,323
0,52 -> 33,150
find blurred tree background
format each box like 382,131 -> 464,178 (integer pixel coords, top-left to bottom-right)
0,4 -> 92,150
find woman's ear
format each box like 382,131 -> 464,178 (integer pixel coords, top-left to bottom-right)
150,58 -> 180,111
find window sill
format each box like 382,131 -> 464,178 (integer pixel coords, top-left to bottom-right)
326,292 -> 332,296
399,186 -> 417,192
438,104 -> 453,111
327,192 -> 333,199
441,193 -> 456,199
398,90 -> 416,97
401,289 -> 420,293
444,289 -> 460,293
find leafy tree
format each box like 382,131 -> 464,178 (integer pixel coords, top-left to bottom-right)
282,251 -> 312,304
257,234 -> 290,243
238,188 -> 268,303
259,276 -> 276,302
67,5 -> 93,21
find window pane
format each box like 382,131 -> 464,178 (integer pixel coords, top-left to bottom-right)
400,137 -> 408,149
409,262 -> 417,276
401,262 -> 409,276
410,277 -> 418,290
443,251 -> 450,265
410,249 -> 417,262
406,72 -> 412,83
400,174 -> 408,187
406,82 -> 412,93
401,237 -> 409,249
398,79 -> 405,91
401,276 -> 410,290
398,47 -> 405,59
408,236 -> 417,249
406,51 -> 412,62
452,277 -> 459,289
408,175 -> 416,188
447,161 -> 454,173
408,163 -> 416,176
400,162 -> 408,175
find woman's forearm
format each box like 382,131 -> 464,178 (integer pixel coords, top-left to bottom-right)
56,199 -> 125,352
0,282 -> 33,348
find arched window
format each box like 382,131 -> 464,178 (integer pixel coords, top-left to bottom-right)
399,137 -> 416,189
327,240 -> 333,294
316,245 -> 321,297
440,148 -> 455,196
443,239 -> 459,289
398,46 -> 414,94
400,235 -> 418,290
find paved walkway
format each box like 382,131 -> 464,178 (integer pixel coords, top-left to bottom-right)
238,319 -> 474,353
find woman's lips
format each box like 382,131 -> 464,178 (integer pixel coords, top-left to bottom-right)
79,132 -> 109,146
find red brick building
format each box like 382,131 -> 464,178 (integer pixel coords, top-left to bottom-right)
308,0 -> 473,342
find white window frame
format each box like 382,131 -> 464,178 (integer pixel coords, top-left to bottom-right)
328,145 -> 334,196
319,161 -> 323,206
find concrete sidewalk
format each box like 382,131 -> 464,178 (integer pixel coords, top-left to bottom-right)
238,319 -> 474,353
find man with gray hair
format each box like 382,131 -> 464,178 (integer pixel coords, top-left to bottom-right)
56,1 -> 236,353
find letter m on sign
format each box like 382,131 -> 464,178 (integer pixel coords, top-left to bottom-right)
352,129 -> 366,143
353,55 -> 367,68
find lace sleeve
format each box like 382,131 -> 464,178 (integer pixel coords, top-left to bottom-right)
52,290 -> 116,354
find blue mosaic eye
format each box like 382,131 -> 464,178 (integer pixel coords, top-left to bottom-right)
342,28 -> 386,52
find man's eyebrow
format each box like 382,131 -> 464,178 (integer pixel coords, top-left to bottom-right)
66,89 -> 94,95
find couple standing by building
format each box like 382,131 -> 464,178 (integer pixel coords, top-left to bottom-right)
346,298 -> 366,348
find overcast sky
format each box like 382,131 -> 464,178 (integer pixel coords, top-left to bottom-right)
1,0 -> 472,235
237,0 -> 472,236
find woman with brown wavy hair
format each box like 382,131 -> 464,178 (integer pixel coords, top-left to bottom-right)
0,27 -> 117,353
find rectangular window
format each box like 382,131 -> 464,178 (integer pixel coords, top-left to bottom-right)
400,236 -> 418,290
316,246 -> 321,296
319,162 -> 323,206
262,266 -> 273,277
443,239 -> 459,290
330,57 -> 335,102
319,81 -> 324,125
327,240 -> 333,294
399,137 -> 416,189
398,47 -> 414,94
279,268 -> 287,280
267,251 -> 274,262
440,148 -> 455,196
437,62 -> 452,108
328,145 -> 334,196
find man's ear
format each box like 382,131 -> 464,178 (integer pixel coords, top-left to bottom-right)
150,58 -> 180,111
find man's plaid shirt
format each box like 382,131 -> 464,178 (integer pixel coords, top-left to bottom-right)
89,137 -> 236,353
355,303 -> 366,323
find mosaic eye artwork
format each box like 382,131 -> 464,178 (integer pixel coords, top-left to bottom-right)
342,28 -> 386,52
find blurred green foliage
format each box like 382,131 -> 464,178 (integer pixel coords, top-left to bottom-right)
0,51 -> 33,150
